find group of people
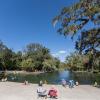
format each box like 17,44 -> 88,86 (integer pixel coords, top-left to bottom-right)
36,79 -> 79,99
61,79 -> 79,88
37,80 -> 58,99
23,79 -> 78,99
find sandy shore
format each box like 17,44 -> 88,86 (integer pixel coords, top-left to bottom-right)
0,82 -> 100,100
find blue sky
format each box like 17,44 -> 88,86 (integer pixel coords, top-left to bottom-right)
0,0 -> 78,61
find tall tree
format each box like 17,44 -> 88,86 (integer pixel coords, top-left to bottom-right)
53,0 -> 100,71
53,0 -> 100,37
24,43 -> 51,71
75,28 -> 100,70
0,41 -> 14,70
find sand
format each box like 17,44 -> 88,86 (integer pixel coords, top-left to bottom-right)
0,82 -> 100,100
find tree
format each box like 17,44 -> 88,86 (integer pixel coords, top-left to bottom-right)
75,29 -> 100,71
53,0 -> 100,71
43,57 -> 60,72
0,41 -> 14,70
54,57 -> 60,69
76,28 -> 100,53
53,0 -> 100,37
11,51 -> 22,70
23,43 -> 51,71
65,52 -> 88,71
21,58 -> 35,71
0,41 -> 61,72
0,40 -> 6,70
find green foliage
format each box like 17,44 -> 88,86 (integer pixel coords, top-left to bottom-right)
0,41 -> 61,72
43,57 -> 60,71
23,43 -> 51,71
75,29 -> 100,71
53,0 -> 100,72
53,0 -> 100,38
0,41 -> 14,70
76,28 -> 100,53
65,51 -> 100,71
65,52 -> 85,71
21,58 -> 35,71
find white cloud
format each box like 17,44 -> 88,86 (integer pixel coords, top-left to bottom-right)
52,50 -> 67,57
52,53 -> 59,57
58,50 -> 66,54
51,50 -> 67,62
51,49 -> 74,62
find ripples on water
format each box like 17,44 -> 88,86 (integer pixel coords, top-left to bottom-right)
7,70 -> 100,85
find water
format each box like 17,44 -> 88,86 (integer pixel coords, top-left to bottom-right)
7,70 -> 100,85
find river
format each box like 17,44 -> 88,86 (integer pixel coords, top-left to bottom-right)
7,70 -> 100,85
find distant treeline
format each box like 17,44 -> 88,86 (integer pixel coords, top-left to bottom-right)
0,40 -> 100,72
0,40 -> 62,72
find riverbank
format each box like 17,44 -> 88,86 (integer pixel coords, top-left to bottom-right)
0,82 -> 100,100
0,71 -> 45,75
73,70 -> 100,73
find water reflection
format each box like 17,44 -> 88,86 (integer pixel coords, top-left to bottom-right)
7,70 -> 100,85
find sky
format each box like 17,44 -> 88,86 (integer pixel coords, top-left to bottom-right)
0,0 -> 78,62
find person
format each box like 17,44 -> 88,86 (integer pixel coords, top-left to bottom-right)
24,80 -> 29,85
37,86 -> 48,99
44,80 -> 47,84
1,77 -> 7,82
93,81 -> 98,87
39,80 -> 43,86
1,72 -> 7,82
61,79 -> 66,87
69,80 -> 75,88
48,86 -> 58,99
75,81 -> 79,86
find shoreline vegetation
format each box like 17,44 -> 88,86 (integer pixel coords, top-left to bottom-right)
0,70 -> 45,75
0,40 -> 100,76
0,41 -> 100,73
1,69 -> 100,75
0,41 -> 62,72
0,69 -> 100,76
